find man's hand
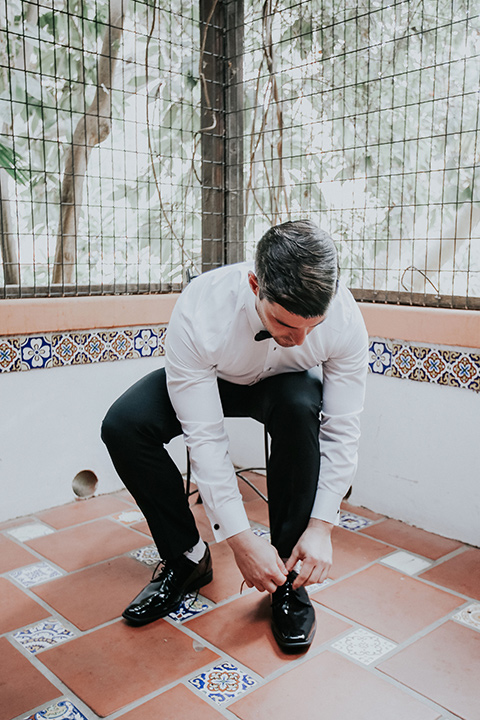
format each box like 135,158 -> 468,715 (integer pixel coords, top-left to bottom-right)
285,518 -> 333,589
227,529 -> 288,593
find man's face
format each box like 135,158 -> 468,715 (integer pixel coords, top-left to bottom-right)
248,272 -> 325,348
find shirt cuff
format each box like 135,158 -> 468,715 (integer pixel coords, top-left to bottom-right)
203,497 -> 251,543
310,488 -> 343,526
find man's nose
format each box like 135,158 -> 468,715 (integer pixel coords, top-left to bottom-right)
292,328 -> 308,345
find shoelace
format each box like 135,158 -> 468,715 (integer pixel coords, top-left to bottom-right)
151,559 -> 201,612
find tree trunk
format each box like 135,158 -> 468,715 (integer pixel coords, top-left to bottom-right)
0,1 -> 38,285
0,168 -> 19,284
52,0 -> 125,285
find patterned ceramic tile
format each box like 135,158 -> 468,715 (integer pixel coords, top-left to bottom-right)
20,335 -> 52,370
306,578 -> 332,593
8,523 -> 55,542
13,620 -> 76,654
390,341 -> 480,392
130,544 -> 161,566
189,661 -> 257,704
250,522 -> 271,540
50,333 -> 82,366
369,340 -> 393,375
169,593 -> 215,622
452,603 -> 480,631
24,699 -> 89,719
112,510 -> 145,525
133,328 -> 159,357
331,627 -> 397,665
380,550 -> 433,575
1,325 -> 167,374
107,329 -> 135,360
0,337 -> 21,371
9,561 -> 63,588
339,511 -> 375,531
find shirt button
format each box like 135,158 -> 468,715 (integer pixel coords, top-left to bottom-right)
214,523 -> 220,530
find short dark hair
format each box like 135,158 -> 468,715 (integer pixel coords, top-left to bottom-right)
255,220 -> 339,317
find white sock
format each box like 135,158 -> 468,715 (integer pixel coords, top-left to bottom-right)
184,538 -> 206,564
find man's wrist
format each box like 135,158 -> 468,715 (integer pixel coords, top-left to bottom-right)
307,517 -> 334,534
227,528 -> 254,550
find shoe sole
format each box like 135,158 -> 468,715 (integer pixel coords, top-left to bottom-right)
122,569 -> 213,626
271,618 -> 317,653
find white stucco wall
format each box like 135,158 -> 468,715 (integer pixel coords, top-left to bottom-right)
1,357 -> 479,547
0,357 -> 187,523
226,376 -> 480,548
352,373 -> 480,547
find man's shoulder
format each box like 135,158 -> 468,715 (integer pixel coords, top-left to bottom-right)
172,262 -> 252,339
184,262 -> 251,297
329,280 -> 364,326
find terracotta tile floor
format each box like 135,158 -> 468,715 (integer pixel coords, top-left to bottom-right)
2,473 -> 479,720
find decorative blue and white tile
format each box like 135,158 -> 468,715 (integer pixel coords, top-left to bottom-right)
1,325 -> 167,374
51,333 -> 82,366
189,662 -> 257,705
112,510 -> 145,525
20,335 -> 53,370
169,593 -> 215,622
107,329 -> 135,360
448,351 -> 480,390
0,337 -> 21,372
7,522 -> 55,542
380,550 -> 432,575
133,328 -> 159,357
250,522 -> 270,540
24,699 -> 89,719
452,603 -> 480,631
9,562 -> 63,588
368,339 -> 393,375
80,331 -> 109,363
130,544 -> 161,566
331,628 -> 397,665
306,578 -> 332,593
339,511 -> 375,531
157,325 -> 167,354
389,340 -> 480,392
13,620 -> 76,654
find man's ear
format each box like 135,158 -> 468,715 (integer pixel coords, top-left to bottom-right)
248,271 -> 260,296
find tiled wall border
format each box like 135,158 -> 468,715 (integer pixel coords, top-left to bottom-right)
0,326 -> 167,372
1,325 -> 479,392
369,337 -> 480,392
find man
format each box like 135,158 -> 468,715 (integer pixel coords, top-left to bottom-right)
101,219 -> 368,652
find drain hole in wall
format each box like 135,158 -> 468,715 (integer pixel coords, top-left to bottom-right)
72,470 -> 98,500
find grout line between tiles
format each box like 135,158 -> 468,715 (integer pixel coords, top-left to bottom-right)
3,498 -> 479,720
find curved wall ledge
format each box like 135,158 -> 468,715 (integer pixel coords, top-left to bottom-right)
2,294 -> 479,349
1,294 -> 479,390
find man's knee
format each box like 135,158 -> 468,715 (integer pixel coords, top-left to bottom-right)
268,371 -> 322,418
101,397 -> 132,450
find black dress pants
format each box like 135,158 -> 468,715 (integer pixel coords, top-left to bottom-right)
101,367 -> 322,561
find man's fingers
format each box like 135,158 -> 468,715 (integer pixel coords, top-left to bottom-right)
285,550 -> 299,573
292,559 -> 315,589
276,555 -> 288,577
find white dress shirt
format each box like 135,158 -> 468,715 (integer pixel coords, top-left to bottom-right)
165,261 -> 368,543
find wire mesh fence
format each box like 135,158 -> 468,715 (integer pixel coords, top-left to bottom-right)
1,0 -> 479,307
241,0 -> 480,308
0,0 -> 202,297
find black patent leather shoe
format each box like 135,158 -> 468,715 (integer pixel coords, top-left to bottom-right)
271,571 -> 316,652
122,544 -> 212,625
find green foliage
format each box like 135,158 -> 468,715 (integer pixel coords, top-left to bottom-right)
0,142 -> 29,184
0,0 -> 478,298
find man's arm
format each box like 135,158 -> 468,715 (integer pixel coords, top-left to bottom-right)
165,298 -> 287,592
288,313 -> 369,589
